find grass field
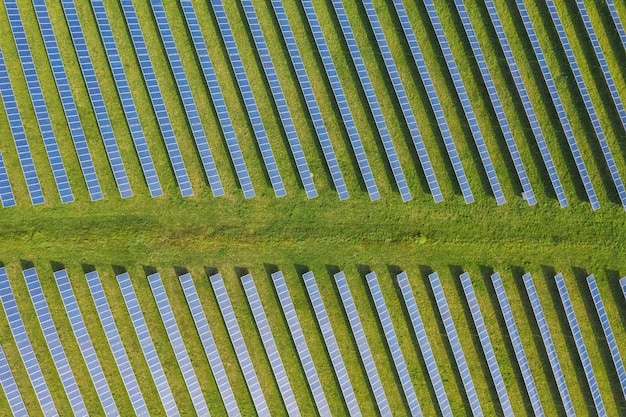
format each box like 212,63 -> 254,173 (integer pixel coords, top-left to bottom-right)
0,0 -> 626,415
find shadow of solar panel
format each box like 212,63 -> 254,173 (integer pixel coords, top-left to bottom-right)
0,337 -> 28,415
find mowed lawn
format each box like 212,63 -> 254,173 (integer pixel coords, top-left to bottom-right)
0,0 -> 625,415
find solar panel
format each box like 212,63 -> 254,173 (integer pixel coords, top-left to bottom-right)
178,273 -> 240,417
587,275 -> 626,402
0,342 -> 28,416
116,272 -> 180,417
53,269 -> 119,415
545,0 -> 626,210
178,0 -> 254,199
334,271 -> 391,415
32,0 -> 105,201
119,0 -> 193,198
208,0 -> 286,198
428,272 -> 483,417
269,1 -> 348,200
396,272 -> 452,417
0,267 -> 58,416
89,0 -> 163,198
84,271 -> 149,416
0,151 -> 16,208
605,0 -> 626,51
147,273 -> 209,416
555,274 -> 606,416
522,273 -> 575,417
365,272 -> 422,416
458,272 -> 511,415
300,0 -> 380,201
330,1 -> 412,203
209,273 -> 269,416
491,273 -> 544,417
0,47 -> 44,206
240,0 -> 316,199
361,1 -> 441,203
149,0 -> 224,197
621,277 -> 626,301
515,0 -> 597,210
4,0 -> 74,204
22,267 -> 88,416
241,274 -> 300,417
58,0 -> 134,199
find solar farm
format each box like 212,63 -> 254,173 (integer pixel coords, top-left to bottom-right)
1,0 -> 626,416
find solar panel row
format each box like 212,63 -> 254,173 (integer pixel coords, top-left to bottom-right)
621,277 -> 626,302
241,274 -> 300,417
59,0 -> 134,200
23,267 -> 88,416
491,273 -> 544,417
32,0 -> 105,202
209,0 -> 286,198
117,272 -> 180,417
0,268 -> 58,416
178,0 -> 254,199
270,0 -> 349,201
119,0 -> 193,198
0,341 -> 27,416
301,271 -> 361,416
89,0 -> 163,198
514,0 -> 597,210
85,271 -> 149,416
362,0 -> 441,203
522,273 -> 575,417
300,0 -> 379,201
334,271 -> 391,415
545,0 -> 626,210
330,0 -> 412,203
0,152 -> 16,208
149,0 -> 223,198
429,272 -> 483,417
605,0 -> 626,51
365,272 -> 422,416
240,0 -> 317,199
459,272 -> 511,416
555,274 -> 606,417
209,273 -> 270,416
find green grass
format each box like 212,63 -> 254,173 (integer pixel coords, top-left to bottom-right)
0,0 -> 625,415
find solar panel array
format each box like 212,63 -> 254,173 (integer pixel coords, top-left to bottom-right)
241,274 -> 300,417
178,273 -> 240,417
59,0 -> 134,200
362,0 -> 441,203
330,0 -> 412,203
209,0 -> 286,198
491,273 -> 544,417
240,0 -> 316,199
209,273 -> 269,416
4,0 -> 74,204
514,0 -> 598,210
365,272 -> 422,416
429,271 -> 483,417
459,272 -> 511,416
178,0 -> 254,199
545,0 -> 626,210
0,47 -> 44,206
621,277 -> 626,301
33,0 -> 105,202
300,0 -> 379,201
334,271 -> 391,415
0,268 -> 58,416
84,271 -> 149,416
0,343 -> 27,416
149,0 -> 223,198
89,0 -> 163,198
555,274 -> 606,416
119,0 -> 193,198
23,267 -> 88,416
270,0 -> 348,200
301,271 -> 361,417
522,273 -> 575,417
116,272 -> 180,417
605,0 -> 626,50
0,152 -> 15,208
587,275 -> 626,402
